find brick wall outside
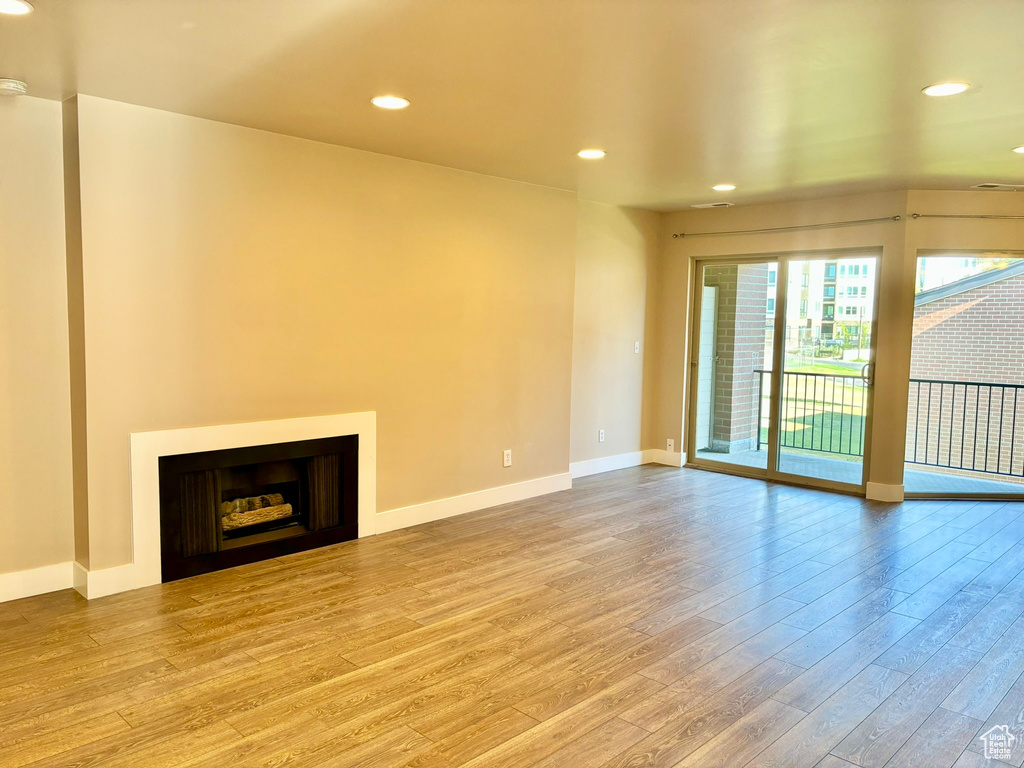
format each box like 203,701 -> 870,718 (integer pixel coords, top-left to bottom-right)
705,264 -> 770,452
908,272 -> 1024,484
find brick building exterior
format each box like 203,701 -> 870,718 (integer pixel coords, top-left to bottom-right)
911,263 -> 1024,383
704,264 -> 770,453
908,263 -> 1024,482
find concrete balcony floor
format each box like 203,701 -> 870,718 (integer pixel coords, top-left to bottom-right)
695,448 -> 1024,495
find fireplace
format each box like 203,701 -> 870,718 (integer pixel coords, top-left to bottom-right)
158,435 -> 358,582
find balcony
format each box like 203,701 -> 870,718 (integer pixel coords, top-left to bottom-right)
906,378 -> 1024,494
696,370 -> 1024,494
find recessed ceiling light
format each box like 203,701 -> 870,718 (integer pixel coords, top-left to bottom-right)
0,78 -> 27,96
922,82 -> 970,97
1013,146 -> 1024,154
712,184 -> 736,192
371,96 -> 410,110
0,0 -> 33,15
577,149 -> 606,159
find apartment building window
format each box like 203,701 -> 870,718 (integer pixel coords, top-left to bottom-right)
799,299 -> 808,316
767,298 -> 775,312
823,305 -> 834,320
825,264 -> 837,279
861,286 -> 867,296
824,285 -> 835,299
801,274 -> 809,287
847,287 -> 856,296
768,270 -> 777,286
840,265 -> 846,276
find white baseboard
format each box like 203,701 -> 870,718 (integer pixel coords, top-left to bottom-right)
866,482 -> 905,503
73,562 -> 136,600
59,472 -> 573,599
569,450 -> 686,481
643,449 -> 686,468
570,452 -> 645,479
0,561 -> 74,603
73,561 -> 87,595
375,472 -> 573,534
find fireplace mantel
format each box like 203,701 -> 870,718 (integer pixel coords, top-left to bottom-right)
129,412 -> 376,591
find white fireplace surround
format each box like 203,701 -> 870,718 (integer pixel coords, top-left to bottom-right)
128,411 -> 377,591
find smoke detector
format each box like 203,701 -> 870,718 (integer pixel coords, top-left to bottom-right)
691,201 -> 735,208
0,78 -> 27,96
971,182 -> 1024,191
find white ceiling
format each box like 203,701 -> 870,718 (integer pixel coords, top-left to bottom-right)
2,0 -> 1024,211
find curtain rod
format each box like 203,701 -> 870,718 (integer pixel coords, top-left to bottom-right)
910,213 -> 1024,221
671,215 -> 902,239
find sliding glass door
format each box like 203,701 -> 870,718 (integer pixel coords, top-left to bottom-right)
774,256 -> 876,487
690,253 -> 879,493
690,260 -> 777,473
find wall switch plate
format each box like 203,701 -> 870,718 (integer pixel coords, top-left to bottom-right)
667,438 -> 675,452
634,341 -> 640,353
599,429 -> 605,443
503,449 -> 512,467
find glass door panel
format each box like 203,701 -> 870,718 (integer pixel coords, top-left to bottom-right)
691,261 -> 778,474
775,257 -> 876,486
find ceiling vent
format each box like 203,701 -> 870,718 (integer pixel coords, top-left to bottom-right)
971,182 -> 1024,191
691,201 -> 735,208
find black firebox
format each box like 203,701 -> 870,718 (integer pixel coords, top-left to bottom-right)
158,435 -> 358,582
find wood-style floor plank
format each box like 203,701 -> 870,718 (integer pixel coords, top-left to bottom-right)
2,466 -> 1023,767
830,643 -> 981,767
881,706 -> 982,768
744,664 -> 908,768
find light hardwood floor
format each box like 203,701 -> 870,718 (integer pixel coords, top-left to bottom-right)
2,466 -> 1024,767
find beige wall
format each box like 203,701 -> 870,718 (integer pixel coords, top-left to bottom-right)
0,96 -> 74,574
907,190 -> 1024,253
570,200 -> 660,464
62,96 -> 92,569
71,95 -> 578,570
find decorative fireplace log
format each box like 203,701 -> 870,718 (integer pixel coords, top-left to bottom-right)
222,503 -> 294,530
179,470 -> 221,557
307,453 -> 341,530
220,493 -> 285,516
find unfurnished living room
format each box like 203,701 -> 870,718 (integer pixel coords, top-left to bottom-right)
3,1 -> 1024,766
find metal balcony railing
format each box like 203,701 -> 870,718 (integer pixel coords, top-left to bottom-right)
754,369 -> 867,457
750,371 -> 1024,478
907,379 -> 1024,478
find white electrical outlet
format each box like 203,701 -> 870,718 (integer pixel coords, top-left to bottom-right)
634,341 -> 640,354
667,438 -> 675,452
599,429 -> 605,443
503,449 -> 512,467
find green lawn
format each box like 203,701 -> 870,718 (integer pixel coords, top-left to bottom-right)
786,361 -> 863,376
753,366 -> 868,457
759,406 -> 866,456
